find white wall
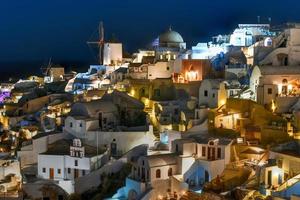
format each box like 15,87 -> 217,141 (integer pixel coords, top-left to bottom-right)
147,62 -> 172,80
38,155 -> 65,180
150,165 -> 177,182
66,126 -> 156,155
199,80 -> 227,108
18,133 -> 65,167
38,154 -> 99,182
198,159 -> 226,180
0,161 -> 21,180
65,116 -> 98,133
103,43 -> 123,65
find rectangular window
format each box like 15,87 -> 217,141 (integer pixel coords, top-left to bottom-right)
212,93 -> 215,98
154,89 -> 160,97
57,168 -> 61,174
217,148 -> 221,159
268,88 -> 272,94
80,152 -> 84,157
204,90 -> 208,97
202,146 -> 206,157
82,170 -> 85,176
278,159 -> 283,168
79,123 -> 82,127
68,168 -> 71,174
42,168 -> 46,173
70,122 -> 73,128
174,109 -> 179,115
75,160 -> 78,166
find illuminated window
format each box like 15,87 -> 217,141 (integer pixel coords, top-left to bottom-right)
156,169 -> 161,178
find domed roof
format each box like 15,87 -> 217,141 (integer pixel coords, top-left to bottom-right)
159,28 -> 184,43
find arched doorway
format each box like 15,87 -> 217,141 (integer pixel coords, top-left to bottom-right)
128,189 -> 138,200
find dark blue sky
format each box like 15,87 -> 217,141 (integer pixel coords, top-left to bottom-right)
1,0 -> 300,78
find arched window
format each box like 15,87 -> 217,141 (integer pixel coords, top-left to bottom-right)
282,79 -> 288,84
282,79 -> 288,95
156,169 -> 161,178
168,168 -> 173,176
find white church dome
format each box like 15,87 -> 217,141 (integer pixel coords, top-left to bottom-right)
159,28 -> 184,43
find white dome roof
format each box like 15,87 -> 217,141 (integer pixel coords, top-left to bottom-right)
159,28 -> 184,43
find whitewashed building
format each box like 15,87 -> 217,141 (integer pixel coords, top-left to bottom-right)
38,138 -> 108,194
230,24 -> 274,47
121,135 -> 232,199
250,27 -> 300,109
103,42 -> 123,66
199,79 -> 227,109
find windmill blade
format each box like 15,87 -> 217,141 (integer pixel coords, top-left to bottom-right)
86,21 -> 105,65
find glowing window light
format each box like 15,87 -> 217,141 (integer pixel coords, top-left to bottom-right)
277,84 -> 282,95
130,89 -> 135,97
219,99 -> 226,106
271,100 -> 276,113
233,113 -> 240,119
288,84 -> 293,93
186,71 -> 198,81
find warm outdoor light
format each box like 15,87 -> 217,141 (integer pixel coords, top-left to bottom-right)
1,1 -> 299,200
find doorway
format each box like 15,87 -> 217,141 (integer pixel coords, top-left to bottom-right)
49,168 -> 54,179
74,169 -> 79,179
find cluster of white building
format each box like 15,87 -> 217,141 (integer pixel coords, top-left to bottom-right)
2,22 -> 300,200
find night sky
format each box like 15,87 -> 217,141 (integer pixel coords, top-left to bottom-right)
1,0 -> 300,79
